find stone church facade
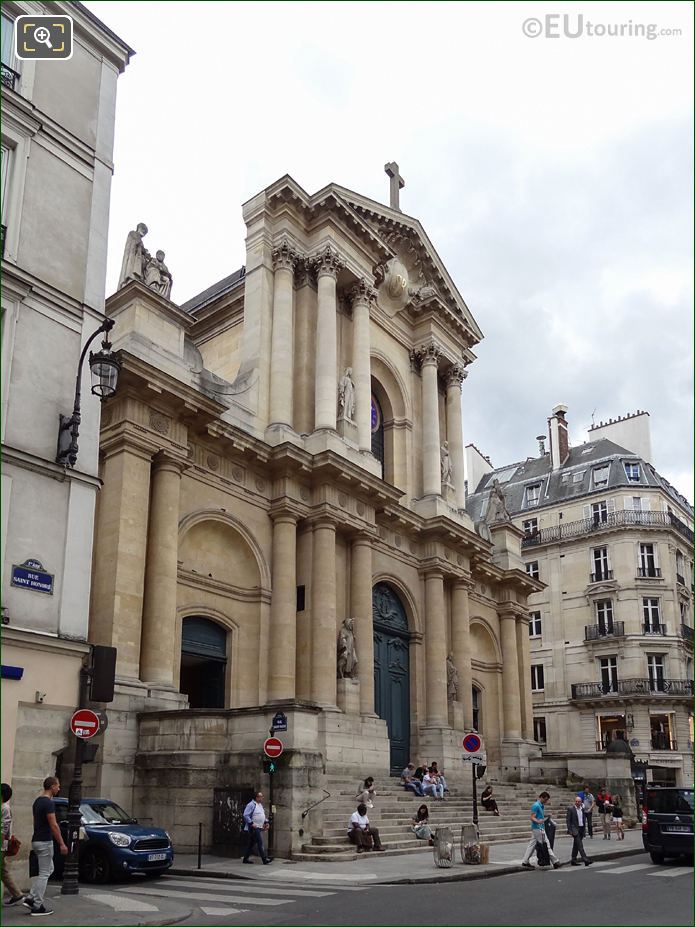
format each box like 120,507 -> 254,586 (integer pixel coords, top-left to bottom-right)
89,175 -> 541,855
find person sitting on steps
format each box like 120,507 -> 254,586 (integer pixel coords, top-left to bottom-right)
481,785 -> 500,815
354,777 -> 376,809
347,803 -> 384,853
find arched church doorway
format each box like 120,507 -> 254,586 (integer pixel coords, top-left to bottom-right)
372,582 -> 410,773
180,616 -> 227,709
371,393 -> 385,477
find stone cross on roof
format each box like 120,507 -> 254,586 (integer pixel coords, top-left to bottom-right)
384,161 -> 405,211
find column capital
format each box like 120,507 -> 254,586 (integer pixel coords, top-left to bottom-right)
452,576 -> 474,592
272,238 -> 301,272
349,278 -> 377,310
151,449 -> 187,474
268,501 -> 302,523
311,243 -> 345,279
416,339 -> 442,367
444,363 -> 468,389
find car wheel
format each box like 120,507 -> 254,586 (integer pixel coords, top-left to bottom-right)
649,851 -> 665,865
81,850 -> 112,884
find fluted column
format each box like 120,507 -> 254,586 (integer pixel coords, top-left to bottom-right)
445,364 -> 467,509
140,451 -> 185,686
310,518 -> 337,705
350,280 -> 376,452
419,341 -> 442,496
451,580 -> 473,729
499,612 -> 522,740
313,245 -> 344,430
351,535 -> 374,714
268,511 -> 298,701
268,240 -> 299,428
424,569 -> 448,726
516,615 -> 534,740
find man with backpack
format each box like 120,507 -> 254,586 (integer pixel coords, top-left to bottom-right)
521,791 -> 561,870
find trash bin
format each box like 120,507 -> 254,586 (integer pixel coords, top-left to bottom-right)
433,827 -> 455,868
460,823 -> 482,865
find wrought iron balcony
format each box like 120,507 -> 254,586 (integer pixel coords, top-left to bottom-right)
521,509 -> 694,549
590,570 -> 613,583
676,572 -> 686,586
585,621 -> 625,641
651,734 -> 678,751
680,623 -> 694,644
571,678 -> 693,700
637,566 -> 662,578
643,623 -> 666,635
1,63 -> 20,91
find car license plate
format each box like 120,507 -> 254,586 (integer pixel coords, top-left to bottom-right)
664,826 -> 691,833
147,853 -> 167,861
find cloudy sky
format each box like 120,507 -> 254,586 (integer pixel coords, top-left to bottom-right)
85,0 -> 694,501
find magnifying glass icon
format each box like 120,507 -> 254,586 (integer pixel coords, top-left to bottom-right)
34,26 -> 53,49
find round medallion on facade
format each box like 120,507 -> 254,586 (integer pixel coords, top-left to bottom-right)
300,486 -> 310,501
149,410 -> 170,435
385,259 -> 409,299
378,527 -> 387,540
255,477 -> 266,492
457,554 -> 463,566
395,534 -> 402,548
338,493 -> 347,508
207,454 -> 218,471
410,541 -> 418,554
445,548 -> 451,560
356,501 -> 365,515
232,467 -> 244,482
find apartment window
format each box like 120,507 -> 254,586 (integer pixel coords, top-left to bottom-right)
624,462 -> 641,482
596,600 -> 614,635
1,13 -> 19,90
530,664 -> 545,692
533,717 -> 547,744
593,465 -> 610,488
680,600 -> 688,624
529,612 -> 542,637
591,546 -> 611,582
676,551 -> 685,584
572,471 -> 584,483
638,543 -> 659,577
643,597 -> 661,633
525,484 -> 541,508
525,561 -> 539,579
471,686 -> 481,732
592,501 -> 608,524
599,656 -> 618,693
522,518 -> 538,537
647,655 -> 665,692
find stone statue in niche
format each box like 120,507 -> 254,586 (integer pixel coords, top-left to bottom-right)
144,250 -> 173,299
446,653 -> 459,702
441,441 -> 453,485
118,222 -> 149,288
337,617 -> 358,679
338,368 -> 356,420
485,479 -> 512,524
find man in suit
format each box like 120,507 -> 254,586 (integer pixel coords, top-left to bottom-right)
566,796 -> 593,866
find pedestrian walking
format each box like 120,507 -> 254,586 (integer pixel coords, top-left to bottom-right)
612,795 -> 624,840
582,786 -> 595,838
347,803 -> 384,852
1,783 -> 25,906
566,796 -> 593,866
22,777 -> 68,917
521,791 -> 560,870
242,791 -> 273,865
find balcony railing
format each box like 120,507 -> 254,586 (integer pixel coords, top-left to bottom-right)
1,63 -> 20,91
676,572 -> 686,586
522,509 -> 694,549
680,623 -> 694,643
585,621 -> 625,641
643,623 -> 666,635
651,734 -> 678,751
571,678 -> 693,699
637,566 -> 662,578
590,570 -> 613,583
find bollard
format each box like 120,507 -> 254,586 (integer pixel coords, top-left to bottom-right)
197,821 -> 202,870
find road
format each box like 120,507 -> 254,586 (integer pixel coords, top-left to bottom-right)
71,854 -> 693,925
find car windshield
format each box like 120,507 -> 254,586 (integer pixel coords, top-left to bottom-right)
80,801 -> 134,825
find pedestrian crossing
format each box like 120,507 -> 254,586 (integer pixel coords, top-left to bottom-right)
84,872 -> 372,919
555,860 -> 692,879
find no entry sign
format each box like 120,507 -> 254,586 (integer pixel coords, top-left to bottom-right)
70,708 -> 100,739
263,737 -> 284,758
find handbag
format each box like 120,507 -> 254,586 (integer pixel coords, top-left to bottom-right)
5,834 -> 21,857
536,834 -> 551,867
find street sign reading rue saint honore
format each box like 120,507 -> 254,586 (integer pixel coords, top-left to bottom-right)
11,559 -> 54,594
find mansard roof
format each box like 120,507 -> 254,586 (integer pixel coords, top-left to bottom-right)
466,438 -> 693,523
182,266 -> 246,314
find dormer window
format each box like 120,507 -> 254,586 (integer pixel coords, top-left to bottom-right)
525,484 -> 541,508
593,465 -> 610,488
624,462 -> 641,482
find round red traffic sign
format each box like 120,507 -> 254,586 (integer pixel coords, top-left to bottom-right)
263,737 -> 284,758
70,709 -> 100,740
462,732 -> 482,753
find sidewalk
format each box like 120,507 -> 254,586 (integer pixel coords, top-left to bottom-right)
171,828 -> 645,885
0,889 -> 192,927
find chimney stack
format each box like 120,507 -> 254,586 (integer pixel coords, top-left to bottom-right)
548,404 -> 569,470
536,435 -> 546,456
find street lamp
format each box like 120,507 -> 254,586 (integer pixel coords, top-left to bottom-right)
56,318 -> 120,468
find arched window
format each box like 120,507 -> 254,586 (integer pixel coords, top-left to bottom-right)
371,393 -> 385,476
180,616 -> 227,709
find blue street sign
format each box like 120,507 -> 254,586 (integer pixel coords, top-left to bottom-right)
272,711 -> 288,732
11,560 -> 54,595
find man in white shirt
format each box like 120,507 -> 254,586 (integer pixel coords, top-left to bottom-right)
566,796 -> 592,866
422,768 -> 444,800
242,791 -> 272,864
347,803 -> 384,853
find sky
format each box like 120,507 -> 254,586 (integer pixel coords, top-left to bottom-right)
85,0 -> 694,502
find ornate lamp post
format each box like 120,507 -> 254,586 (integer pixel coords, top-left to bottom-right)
56,318 -> 120,468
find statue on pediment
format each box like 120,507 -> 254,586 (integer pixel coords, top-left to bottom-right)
144,250 -> 173,300
446,653 -> 459,702
118,222 -> 149,288
337,617 -> 358,679
485,479 -> 512,524
338,368 -> 356,420
441,441 -> 453,486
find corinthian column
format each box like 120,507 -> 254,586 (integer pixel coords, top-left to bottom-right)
516,615 -> 534,740
451,580 -> 473,729
310,517 -> 337,705
350,280 -> 376,452
351,534 -> 374,714
313,245 -> 344,431
140,451 -> 185,686
424,569 -> 448,726
499,612 -> 522,740
419,341 -> 442,496
268,240 -> 299,428
445,364 -> 467,509
268,511 -> 298,701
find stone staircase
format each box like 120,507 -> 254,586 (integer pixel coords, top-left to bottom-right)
295,777 -> 581,861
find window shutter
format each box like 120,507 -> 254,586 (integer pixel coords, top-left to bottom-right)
583,505 -> 591,520
642,498 -> 651,511
606,499 -> 616,514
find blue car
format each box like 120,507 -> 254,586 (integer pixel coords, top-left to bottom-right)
52,797 -> 174,883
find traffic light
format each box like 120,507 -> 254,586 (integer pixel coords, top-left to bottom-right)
263,760 -> 277,774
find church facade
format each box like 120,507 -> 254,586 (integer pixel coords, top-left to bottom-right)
89,174 -> 541,855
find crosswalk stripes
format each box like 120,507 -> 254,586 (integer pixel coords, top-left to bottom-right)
645,866 -> 693,878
